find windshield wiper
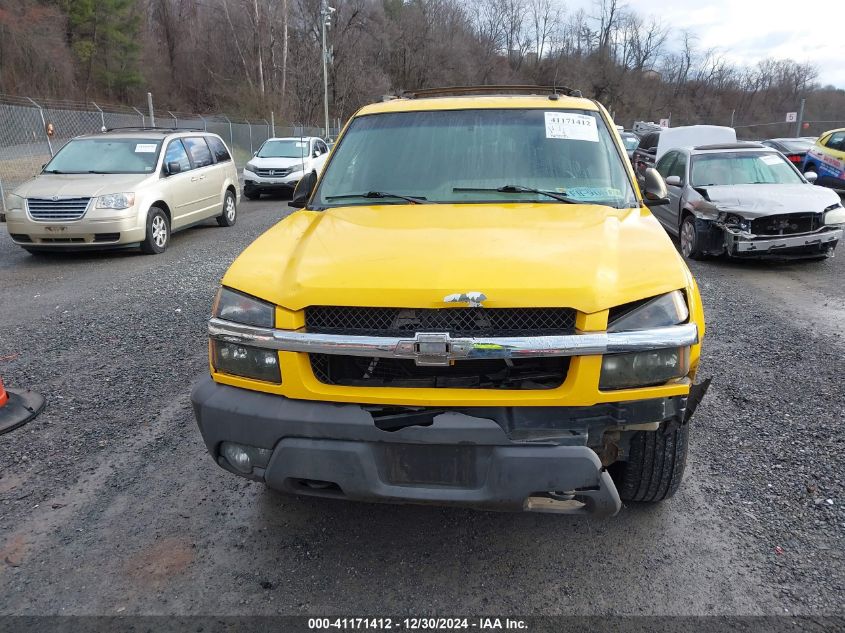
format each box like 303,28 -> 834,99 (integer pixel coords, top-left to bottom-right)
452,185 -> 578,204
325,191 -> 426,204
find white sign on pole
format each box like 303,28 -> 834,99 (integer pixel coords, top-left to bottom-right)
659,118 -> 670,128
785,112 -> 798,123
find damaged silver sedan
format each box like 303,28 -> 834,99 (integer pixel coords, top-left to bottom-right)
647,142 -> 845,260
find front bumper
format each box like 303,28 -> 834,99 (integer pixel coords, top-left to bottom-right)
192,377 -> 693,515
727,227 -> 842,257
5,207 -> 146,247
243,170 -> 301,192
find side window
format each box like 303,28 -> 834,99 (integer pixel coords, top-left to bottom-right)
206,136 -> 231,163
640,132 -> 658,151
182,137 -> 213,168
826,132 -> 845,151
163,140 -> 191,173
668,153 -> 687,181
311,140 -> 320,157
317,140 -> 328,154
655,152 -> 676,178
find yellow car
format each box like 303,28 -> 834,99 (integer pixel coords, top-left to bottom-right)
192,87 -> 708,516
803,128 -> 845,189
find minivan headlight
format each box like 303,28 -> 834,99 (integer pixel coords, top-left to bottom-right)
601,290 -> 691,390
96,193 -> 135,209
5,193 -> 24,210
212,287 -> 274,327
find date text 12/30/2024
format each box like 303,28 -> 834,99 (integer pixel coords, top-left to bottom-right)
308,618 -> 529,630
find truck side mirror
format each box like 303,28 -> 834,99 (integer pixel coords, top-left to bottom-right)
804,171 -> 818,184
290,171 -> 318,208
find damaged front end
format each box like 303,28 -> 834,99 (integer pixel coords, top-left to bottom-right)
692,195 -> 843,259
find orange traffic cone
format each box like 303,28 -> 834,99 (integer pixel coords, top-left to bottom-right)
0,376 -> 45,434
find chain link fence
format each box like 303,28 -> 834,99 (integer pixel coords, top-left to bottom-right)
0,93 -> 335,215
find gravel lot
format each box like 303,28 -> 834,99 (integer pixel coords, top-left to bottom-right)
0,198 -> 842,617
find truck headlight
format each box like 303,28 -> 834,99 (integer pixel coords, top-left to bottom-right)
211,340 -> 281,383
824,203 -> 845,225
212,287 -> 274,327
210,287 -> 280,382
96,193 -> 135,209
245,162 -> 258,173
601,290 -> 691,390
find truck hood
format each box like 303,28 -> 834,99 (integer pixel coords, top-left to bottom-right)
222,204 -> 691,315
696,183 -> 840,218
13,173 -> 153,198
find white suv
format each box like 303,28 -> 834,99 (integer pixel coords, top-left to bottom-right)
242,137 -> 330,199
4,129 -> 240,255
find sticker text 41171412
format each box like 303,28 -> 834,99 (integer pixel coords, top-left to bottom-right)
545,112 -> 599,143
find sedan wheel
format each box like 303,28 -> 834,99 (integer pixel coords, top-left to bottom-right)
680,215 -> 704,260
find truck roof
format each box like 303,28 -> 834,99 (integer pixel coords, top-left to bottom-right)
357,94 -> 600,116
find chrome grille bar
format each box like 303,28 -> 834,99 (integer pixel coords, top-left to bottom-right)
27,197 -> 91,221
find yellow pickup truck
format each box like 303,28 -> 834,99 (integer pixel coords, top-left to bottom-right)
191,87 -> 708,516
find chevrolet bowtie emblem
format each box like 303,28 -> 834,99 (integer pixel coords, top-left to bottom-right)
443,291 -> 487,308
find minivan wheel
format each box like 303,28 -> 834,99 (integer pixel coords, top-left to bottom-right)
217,191 -> 237,227
141,207 -> 170,254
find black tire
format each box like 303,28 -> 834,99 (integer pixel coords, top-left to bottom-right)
611,423 -> 689,503
217,190 -> 237,227
679,214 -> 705,260
243,188 -> 260,200
140,206 -> 170,254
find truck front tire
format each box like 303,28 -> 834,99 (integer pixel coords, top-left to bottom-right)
611,423 -> 689,503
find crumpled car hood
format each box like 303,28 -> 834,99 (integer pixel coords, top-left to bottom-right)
222,203 -> 692,315
695,183 -> 840,218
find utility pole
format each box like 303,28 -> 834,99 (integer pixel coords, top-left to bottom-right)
795,98 -> 806,137
320,0 -> 335,140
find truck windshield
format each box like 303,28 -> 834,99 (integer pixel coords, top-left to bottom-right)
43,138 -> 162,174
313,109 -> 637,208
257,139 -> 309,158
691,152 -> 805,186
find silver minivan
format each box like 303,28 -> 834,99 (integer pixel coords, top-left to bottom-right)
4,129 -> 240,255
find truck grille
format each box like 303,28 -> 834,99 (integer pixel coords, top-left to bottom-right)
27,197 -> 91,221
309,354 -> 569,390
751,213 -> 821,236
305,306 -> 576,337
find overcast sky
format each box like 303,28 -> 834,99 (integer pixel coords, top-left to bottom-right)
567,0 -> 845,88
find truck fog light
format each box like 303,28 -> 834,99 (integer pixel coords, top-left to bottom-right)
211,340 -> 281,383
220,441 -> 272,474
599,347 -> 690,390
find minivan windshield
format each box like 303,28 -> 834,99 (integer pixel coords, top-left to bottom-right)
43,138 -> 162,174
691,152 -> 804,186
313,109 -> 637,208
257,139 -> 309,158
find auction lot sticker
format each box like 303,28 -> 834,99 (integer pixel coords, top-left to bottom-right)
545,112 -> 599,142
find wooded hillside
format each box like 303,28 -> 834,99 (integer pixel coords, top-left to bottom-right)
1,0 -> 843,133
